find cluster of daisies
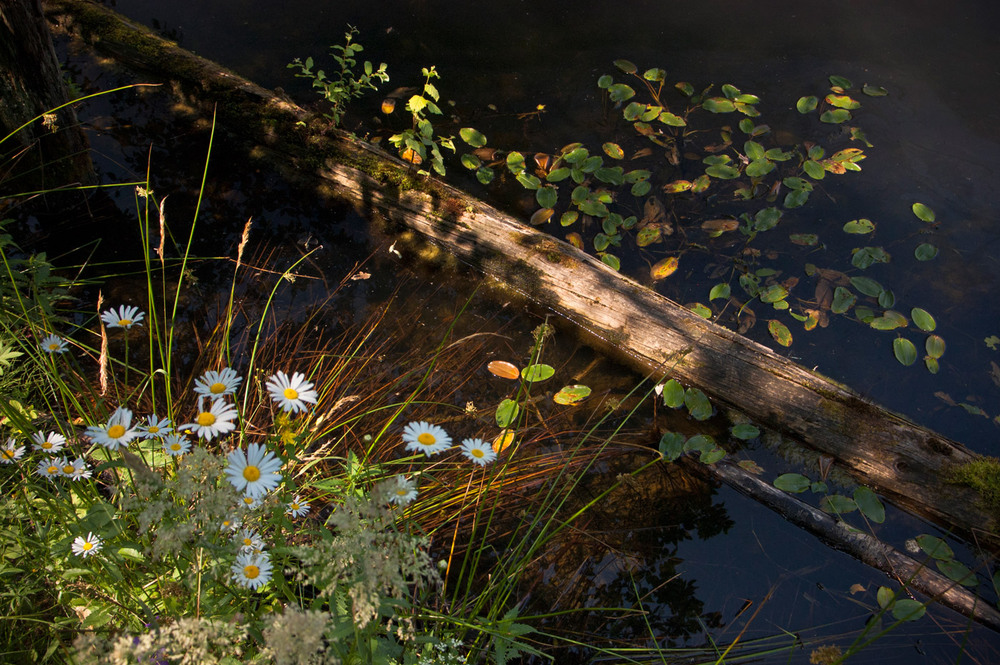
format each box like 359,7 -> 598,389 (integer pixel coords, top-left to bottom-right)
1,430 -> 92,481
388,421 -> 498,508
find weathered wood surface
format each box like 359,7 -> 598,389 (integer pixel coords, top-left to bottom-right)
46,0 -> 998,553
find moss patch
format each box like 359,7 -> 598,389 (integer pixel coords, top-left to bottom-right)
949,456 -> 1000,525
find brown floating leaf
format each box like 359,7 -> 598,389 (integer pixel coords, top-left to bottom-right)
642,196 -> 666,225
650,256 -> 679,281
701,218 -> 740,233
631,147 -> 654,160
529,208 -> 554,226
487,360 -> 520,380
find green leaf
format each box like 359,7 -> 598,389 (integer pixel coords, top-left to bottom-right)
688,303 -> 712,319
831,287 -> 856,314
912,202 -> 936,222
754,207 -> 783,231
796,96 -> 818,113
705,164 -> 741,179
892,599 -> 926,622
495,399 -> 520,428
914,243 -> 938,261
553,384 -> 591,405
731,424 -> 760,440
925,335 -> 946,359
745,159 -> 775,178
853,486 -> 885,523
516,173 -> 541,190
744,141 -> 766,161
661,379 -> 685,408
820,109 -> 852,124
759,284 -> 788,304
774,473 -> 811,493
700,447 -> 726,464
803,160 -> 826,180
767,319 -> 793,347
459,127 -> 487,147
608,83 -> 636,102
506,151 -> 526,174
636,226 -> 661,247
684,387 -> 713,420
476,167 -> 494,185
536,186 -> 558,209
876,586 -> 895,609
597,74 -> 614,89
784,189 -> 810,208
936,559 -> 976,586
684,434 -> 716,453
877,289 -> 895,309
702,97 -> 736,113
825,94 -> 861,109
893,337 -> 918,366
863,84 -> 888,96
843,218 -> 875,234
658,431 -> 686,461
613,59 -> 637,74
851,246 -> 890,269
631,180 -> 652,196
560,211 -> 579,227
828,75 -> 853,89
789,233 -> 819,246
820,494 -> 858,514
600,253 -> 620,271
925,356 -> 940,374
602,142 -> 625,159
521,363 -> 555,383
461,153 -> 481,170
545,167 -> 571,182
709,283 -> 731,301
658,111 -> 686,126
850,276 -> 883,297
911,308 -> 936,332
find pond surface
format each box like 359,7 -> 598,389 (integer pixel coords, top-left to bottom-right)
49,0 -> 1000,661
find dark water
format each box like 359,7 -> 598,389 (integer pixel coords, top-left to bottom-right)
53,0 -> 1000,660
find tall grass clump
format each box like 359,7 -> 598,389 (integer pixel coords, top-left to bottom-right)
0,101 -> 692,663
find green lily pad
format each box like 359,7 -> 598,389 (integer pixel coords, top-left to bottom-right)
521,363 -> 555,383
774,473 -> 811,493
911,308 -> 936,331
661,379 -> 685,408
820,109 -> 852,124
925,334 -> 946,359
912,202 -> 936,222
915,243 -> 938,261
843,218 -> 875,234
684,387 -> 713,420
731,423 -> 760,440
796,96 -> 818,113
459,127 -> 487,147
893,337 -> 918,366
553,384 -> 592,405
853,486 -> 885,523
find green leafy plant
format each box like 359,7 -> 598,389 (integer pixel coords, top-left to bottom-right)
288,25 -> 389,128
388,66 -> 456,176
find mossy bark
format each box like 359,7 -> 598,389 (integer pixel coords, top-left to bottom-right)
44,0 -> 1000,555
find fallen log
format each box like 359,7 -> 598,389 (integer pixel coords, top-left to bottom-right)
44,0 -> 998,556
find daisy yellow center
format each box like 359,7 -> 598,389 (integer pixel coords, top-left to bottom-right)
148,426 -> 160,434
41,441 -> 52,449
290,503 -> 300,510
243,538 -> 253,546
197,412 -> 216,426
417,433 -> 436,446
82,542 -> 94,551
170,443 -> 182,451
243,565 -> 260,579
396,489 -> 409,496
2,450 -> 13,459
283,387 -> 299,400
210,382 -> 226,394
118,318 -> 132,326
63,464 -> 76,474
243,497 -> 255,505
48,343 -> 60,350
107,424 -> 126,439
47,465 -> 59,474
471,448 -> 485,458
243,465 -> 261,482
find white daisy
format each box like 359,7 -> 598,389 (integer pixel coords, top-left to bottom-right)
225,443 -> 283,498
67,457 -> 91,480
0,438 -> 25,464
162,433 -> 191,457
39,334 -> 68,354
265,371 -> 318,414
35,458 -> 62,481
402,421 -> 452,457
85,407 -> 139,451
181,397 -> 238,441
286,494 -> 310,517
100,305 -> 145,329
220,517 -> 241,532
71,532 -> 103,558
233,528 -> 264,553
387,475 -> 418,506
137,414 -> 172,439
193,367 -> 243,398
460,438 -> 497,466
31,431 -> 66,454
231,551 -> 272,590
239,495 -> 262,510
56,456 -> 76,477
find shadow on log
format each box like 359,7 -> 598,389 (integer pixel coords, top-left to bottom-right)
44,0 -> 999,562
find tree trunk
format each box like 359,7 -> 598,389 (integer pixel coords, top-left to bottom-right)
0,0 -> 93,196
44,0 -> 1000,555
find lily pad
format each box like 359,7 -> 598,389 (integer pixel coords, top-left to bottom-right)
602,142 -> 625,159
684,387 -> 713,420
487,360 -> 520,379
843,218 -> 875,234
661,378 -> 685,408
893,337 -> 918,366
796,96 -> 818,113
460,127 -> 488,147
774,473 -> 811,493
709,283 -> 731,300
650,256 -> 679,280
914,243 -> 938,261
731,423 -> 760,440
767,319 -> 793,347
853,486 -> 885,523
553,384 -> 592,405
820,109 -> 852,124
495,398 -> 520,428
912,202 -> 936,222
911,308 -> 936,331
521,363 -> 554,382
925,334 -> 946,359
